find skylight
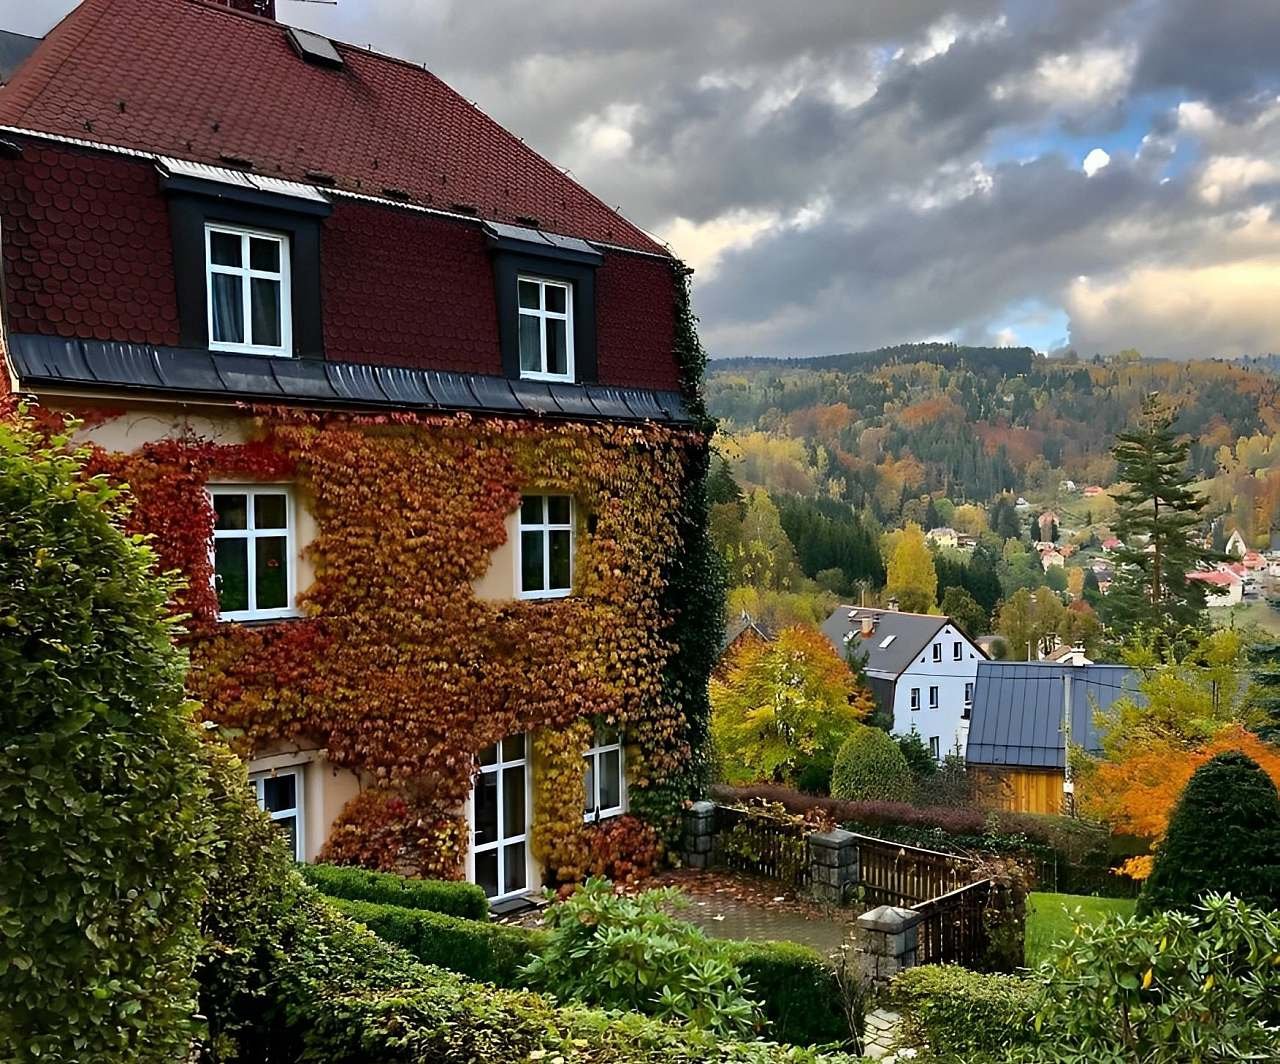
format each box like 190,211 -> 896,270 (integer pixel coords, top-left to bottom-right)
287,27 -> 343,70
879,635 -> 897,648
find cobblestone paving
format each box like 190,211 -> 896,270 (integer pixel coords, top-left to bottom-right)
674,889 -> 851,953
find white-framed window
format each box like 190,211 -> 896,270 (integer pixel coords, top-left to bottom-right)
928,685 -> 939,709
518,494 -> 573,599
931,642 -> 942,662
517,275 -> 574,381
910,687 -> 920,711
206,222 -> 291,356
953,640 -> 962,660
583,720 -> 625,822
963,681 -> 974,720
471,734 -> 530,901
928,736 -> 940,760
251,767 -> 304,861
208,485 -> 295,620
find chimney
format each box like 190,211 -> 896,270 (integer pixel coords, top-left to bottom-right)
860,615 -> 877,638
886,596 -> 900,612
208,0 -> 276,18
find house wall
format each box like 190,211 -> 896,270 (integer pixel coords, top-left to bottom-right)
889,622 -> 983,757
246,741 -> 366,863
0,137 -> 680,390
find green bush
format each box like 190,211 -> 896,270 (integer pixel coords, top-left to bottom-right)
301,863 -> 488,918
890,964 -> 1035,1059
829,725 -> 914,802
327,897 -> 544,985
1139,751 -> 1280,914
522,877 -> 763,1038
0,417 -> 213,1063
726,940 -> 849,1047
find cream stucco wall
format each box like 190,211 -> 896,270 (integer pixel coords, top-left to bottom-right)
472,509 -> 520,601
247,741 -> 366,863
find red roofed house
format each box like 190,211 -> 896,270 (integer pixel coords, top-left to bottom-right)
0,0 -> 713,905
1242,551 -> 1267,572
1187,570 -> 1244,607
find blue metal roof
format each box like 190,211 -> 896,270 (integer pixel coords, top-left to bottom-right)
965,662 -> 1143,769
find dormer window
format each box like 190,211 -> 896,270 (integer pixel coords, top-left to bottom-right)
518,276 -> 574,381
206,223 -> 291,356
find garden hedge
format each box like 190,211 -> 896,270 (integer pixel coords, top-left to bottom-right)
830,725 -> 914,802
890,964 -> 1035,1059
725,940 -> 848,1047
300,863 -> 489,919
326,897 -> 546,985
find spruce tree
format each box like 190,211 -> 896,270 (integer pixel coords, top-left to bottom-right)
1100,396 -> 1211,640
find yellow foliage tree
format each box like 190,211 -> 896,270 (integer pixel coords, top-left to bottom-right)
885,522 -> 937,613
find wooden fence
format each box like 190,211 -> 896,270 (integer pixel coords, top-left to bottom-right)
711,804 -> 811,890
911,878 -> 992,967
855,834 -> 974,906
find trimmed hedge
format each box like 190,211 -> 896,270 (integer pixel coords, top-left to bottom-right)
890,964 -> 1035,1059
726,940 -> 848,1048
300,863 -> 488,919
830,725 -> 914,802
327,897 -> 545,986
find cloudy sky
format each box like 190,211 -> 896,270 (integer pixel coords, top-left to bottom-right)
8,1 -> 1280,359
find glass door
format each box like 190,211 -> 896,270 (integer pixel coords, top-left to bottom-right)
471,734 -> 529,900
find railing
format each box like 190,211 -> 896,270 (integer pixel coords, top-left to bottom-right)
911,878 -> 993,967
855,834 -> 974,906
711,804 -> 811,890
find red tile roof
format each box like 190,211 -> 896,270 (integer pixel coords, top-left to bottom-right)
0,0 -> 668,256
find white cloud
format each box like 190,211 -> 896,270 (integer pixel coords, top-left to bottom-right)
1198,155 -> 1280,204
659,209 -> 780,277
993,45 -> 1134,110
1082,147 -> 1111,176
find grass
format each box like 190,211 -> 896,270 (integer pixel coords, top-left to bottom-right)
1214,598 -> 1280,637
1024,892 -> 1136,967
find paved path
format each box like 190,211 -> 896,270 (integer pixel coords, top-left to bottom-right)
673,889 -> 853,954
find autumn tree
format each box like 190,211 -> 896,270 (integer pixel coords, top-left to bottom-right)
940,586 -> 988,636
994,586 -> 1066,660
710,625 -> 873,786
1101,396 -> 1213,641
722,489 -> 804,591
885,522 -> 937,613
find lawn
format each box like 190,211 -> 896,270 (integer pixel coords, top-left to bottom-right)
1024,892 -> 1136,967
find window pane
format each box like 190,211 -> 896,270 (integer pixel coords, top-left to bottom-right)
519,314 -> 542,373
548,529 -> 571,590
250,277 -> 282,348
520,496 -> 544,525
210,230 -> 241,267
254,493 -> 288,529
213,493 -> 248,530
478,742 -> 498,767
545,283 -> 567,314
600,749 -> 621,810
502,841 -> 526,894
250,236 -> 280,272
502,765 -> 525,834
276,815 -> 298,859
214,538 -> 249,613
518,279 -> 540,309
262,773 -> 296,813
211,273 -> 244,344
473,771 -> 498,845
545,317 -> 568,376
583,755 -> 595,812
595,720 -> 619,746
255,535 -> 288,610
475,849 -> 499,899
502,734 -> 526,762
521,530 -> 545,592
546,496 -> 571,525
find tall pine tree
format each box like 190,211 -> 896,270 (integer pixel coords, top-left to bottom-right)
1101,396 -> 1211,641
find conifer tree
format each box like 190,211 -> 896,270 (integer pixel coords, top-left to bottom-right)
1100,396 -> 1211,641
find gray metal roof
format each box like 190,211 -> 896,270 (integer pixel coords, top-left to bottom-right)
6,333 -> 693,425
965,662 -> 1143,769
0,30 -> 39,83
821,606 -> 948,679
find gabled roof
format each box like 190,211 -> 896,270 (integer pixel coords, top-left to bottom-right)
0,0 -> 667,256
966,662 -> 1142,770
821,606 -> 952,679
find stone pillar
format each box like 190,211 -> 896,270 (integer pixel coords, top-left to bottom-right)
854,904 -> 923,986
682,800 -> 716,869
808,827 -> 859,904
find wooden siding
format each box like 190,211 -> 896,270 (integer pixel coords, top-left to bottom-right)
974,766 -> 1065,815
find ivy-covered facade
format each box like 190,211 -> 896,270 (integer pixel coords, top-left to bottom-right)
0,0 -> 720,902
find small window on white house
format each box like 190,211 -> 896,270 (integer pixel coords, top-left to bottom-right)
953,641 -> 962,660
209,486 -> 295,620
879,634 -> 897,648
207,223 -> 291,355
251,768 -> 303,860
932,643 -> 942,662
517,276 -> 574,380
910,687 -> 920,710
519,495 -> 573,599
583,720 -> 625,821
963,682 -> 974,719
928,736 -> 940,760
929,685 -> 939,709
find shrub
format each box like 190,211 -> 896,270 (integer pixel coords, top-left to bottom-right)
895,729 -> 937,783
1138,751 -> 1280,914
794,752 -> 834,794
587,814 -> 662,885
327,898 -> 544,985
726,940 -> 849,1047
1020,894 -> 1280,1063
521,877 -> 763,1038
301,863 -> 488,918
0,417 -> 212,1063
891,965 -> 1035,1059
830,725 -> 914,802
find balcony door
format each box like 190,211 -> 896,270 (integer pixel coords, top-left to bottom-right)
469,734 -> 530,901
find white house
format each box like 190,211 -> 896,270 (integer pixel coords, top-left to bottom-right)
821,606 -> 988,760
1225,529 -> 1248,558
925,527 -> 959,549
1188,569 -> 1244,607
